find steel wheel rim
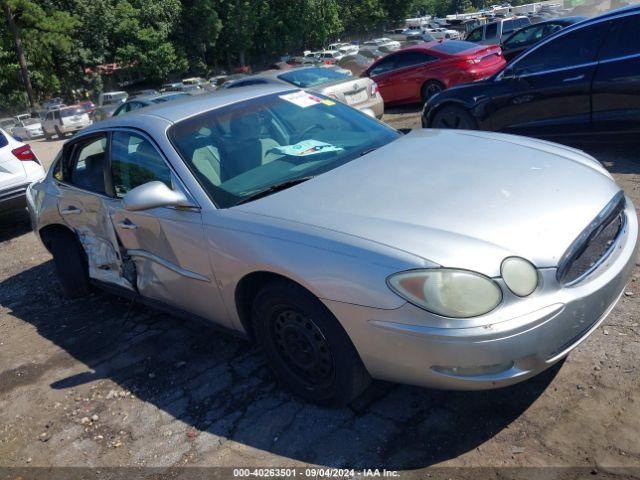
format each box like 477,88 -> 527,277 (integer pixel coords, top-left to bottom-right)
271,308 -> 335,386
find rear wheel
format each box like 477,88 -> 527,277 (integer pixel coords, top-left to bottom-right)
431,104 -> 478,130
44,130 -> 52,141
252,280 -> 371,406
421,80 -> 444,103
55,126 -> 65,139
49,230 -> 91,298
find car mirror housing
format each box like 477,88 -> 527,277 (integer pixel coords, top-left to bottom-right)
500,66 -> 518,81
123,181 -> 192,211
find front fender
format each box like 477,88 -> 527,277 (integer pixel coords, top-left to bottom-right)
202,210 -> 433,329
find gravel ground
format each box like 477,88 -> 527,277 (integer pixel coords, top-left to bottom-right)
0,110 -> 638,479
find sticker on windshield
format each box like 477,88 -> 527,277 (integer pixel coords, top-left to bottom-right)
279,91 -> 323,108
271,140 -> 343,157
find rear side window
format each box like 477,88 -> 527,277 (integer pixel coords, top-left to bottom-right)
486,23 -> 498,39
466,27 -> 483,42
394,52 -> 437,69
599,15 -> 640,60
502,20 -> 515,34
68,136 -> 108,195
369,56 -> 396,75
513,22 -> 607,75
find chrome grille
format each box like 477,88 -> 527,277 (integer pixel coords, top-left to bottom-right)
557,192 -> 626,286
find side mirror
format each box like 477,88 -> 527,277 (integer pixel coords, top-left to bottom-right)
500,66 -> 518,81
123,181 -> 193,211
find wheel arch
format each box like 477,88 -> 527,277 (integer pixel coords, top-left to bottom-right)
39,223 -> 77,254
234,270 -> 322,341
425,99 -> 474,127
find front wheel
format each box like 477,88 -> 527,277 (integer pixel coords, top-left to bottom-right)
252,280 -> 371,406
431,105 -> 478,130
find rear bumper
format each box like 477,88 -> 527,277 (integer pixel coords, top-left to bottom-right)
355,94 -> 385,119
324,199 -> 638,390
61,121 -> 92,133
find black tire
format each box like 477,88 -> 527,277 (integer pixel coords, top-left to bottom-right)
421,80 -> 444,103
49,230 -> 91,298
252,280 -> 371,406
44,130 -> 52,141
55,126 -> 65,139
431,104 -> 478,130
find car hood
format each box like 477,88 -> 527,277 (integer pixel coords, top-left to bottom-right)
236,129 -> 621,277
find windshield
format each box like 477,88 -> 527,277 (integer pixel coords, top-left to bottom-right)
22,118 -> 40,126
169,91 -> 400,208
278,68 -> 349,88
60,107 -> 84,117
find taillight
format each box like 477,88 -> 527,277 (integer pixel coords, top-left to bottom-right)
12,144 -> 40,164
370,81 -> 379,96
466,58 -> 481,65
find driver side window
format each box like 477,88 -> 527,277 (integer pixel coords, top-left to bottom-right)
110,131 -> 172,198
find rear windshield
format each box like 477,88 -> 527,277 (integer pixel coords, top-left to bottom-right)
278,68 -> 349,88
60,107 -> 84,118
429,40 -> 476,55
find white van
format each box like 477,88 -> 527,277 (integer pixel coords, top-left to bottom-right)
42,106 -> 92,140
465,16 -> 530,44
97,91 -> 128,107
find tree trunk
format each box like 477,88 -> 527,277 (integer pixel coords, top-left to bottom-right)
2,0 -> 36,112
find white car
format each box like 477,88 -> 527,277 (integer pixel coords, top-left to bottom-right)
328,42 -> 359,56
12,118 -> 44,140
319,50 -> 344,62
0,118 -> 18,135
0,127 -> 45,212
360,38 -> 401,52
423,27 -> 461,39
42,106 -> 92,140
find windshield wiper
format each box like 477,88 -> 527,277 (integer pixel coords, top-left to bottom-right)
359,147 -> 379,157
234,176 -> 315,206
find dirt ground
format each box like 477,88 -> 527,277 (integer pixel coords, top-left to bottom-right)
0,109 -> 638,479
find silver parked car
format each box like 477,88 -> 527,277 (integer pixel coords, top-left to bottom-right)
27,86 -> 638,406
223,67 -> 384,119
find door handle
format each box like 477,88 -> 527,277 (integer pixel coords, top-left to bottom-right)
563,74 -> 585,82
61,206 -> 81,215
117,219 -> 137,230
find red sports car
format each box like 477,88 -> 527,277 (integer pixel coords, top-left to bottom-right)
362,40 -> 506,106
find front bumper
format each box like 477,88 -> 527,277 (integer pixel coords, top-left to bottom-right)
325,199 -> 638,390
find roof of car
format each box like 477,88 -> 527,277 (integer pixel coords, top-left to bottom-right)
85,84 -> 294,129
397,40 -> 481,56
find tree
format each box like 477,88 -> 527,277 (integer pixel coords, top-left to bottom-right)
176,0 -> 222,74
1,0 -> 34,110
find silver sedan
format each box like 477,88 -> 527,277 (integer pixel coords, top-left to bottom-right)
27,86 -> 638,406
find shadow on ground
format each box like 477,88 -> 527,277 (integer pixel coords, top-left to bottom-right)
0,262 -> 560,469
0,209 -> 32,243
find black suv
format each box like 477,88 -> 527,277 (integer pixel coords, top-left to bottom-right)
422,5 -> 640,138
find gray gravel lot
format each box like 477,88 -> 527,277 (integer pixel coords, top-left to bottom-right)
0,110 -> 638,477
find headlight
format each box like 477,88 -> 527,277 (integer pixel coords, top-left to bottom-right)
501,257 -> 538,297
387,269 -> 502,318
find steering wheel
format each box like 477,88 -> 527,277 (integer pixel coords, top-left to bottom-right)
295,124 -> 325,142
